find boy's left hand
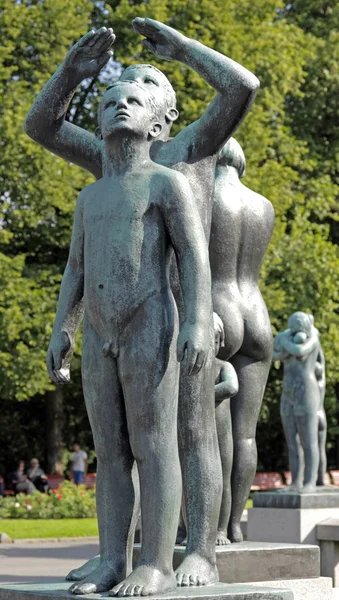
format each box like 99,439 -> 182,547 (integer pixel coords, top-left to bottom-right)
132,18 -> 186,61
177,321 -> 209,375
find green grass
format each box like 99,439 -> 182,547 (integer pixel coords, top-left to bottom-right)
0,502 -> 253,539
0,518 -> 98,539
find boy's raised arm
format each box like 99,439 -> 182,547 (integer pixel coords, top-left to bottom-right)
133,18 -> 259,160
46,191 -> 86,385
24,28 -> 115,179
162,173 -> 212,376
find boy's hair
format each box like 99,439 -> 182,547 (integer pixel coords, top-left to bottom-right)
288,311 -> 312,335
98,80 -> 162,126
217,137 -> 246,178
120,64 -> 177,113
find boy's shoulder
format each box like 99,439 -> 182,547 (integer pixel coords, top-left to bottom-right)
76,179 -> 102,208
150,163 -> 190,194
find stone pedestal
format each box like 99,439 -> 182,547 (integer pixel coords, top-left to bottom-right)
171,542 -> 332,600
172,542 -> 319,583
317,518 -> 339,586
0,582 -> 293,600
248,488 -> 339,545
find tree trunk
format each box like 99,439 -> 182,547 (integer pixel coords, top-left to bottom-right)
45,388 -> 64,474
335,383 -> 339,468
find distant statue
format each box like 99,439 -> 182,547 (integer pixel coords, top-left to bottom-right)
209,138 -> 275,543
273,312 -> 327,492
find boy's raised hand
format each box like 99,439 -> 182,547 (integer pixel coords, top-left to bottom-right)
132,18 -> 186,61
64,27 -> 115,82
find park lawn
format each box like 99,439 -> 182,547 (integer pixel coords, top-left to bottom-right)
0,518 -> 98,539
0,501 -> 253,539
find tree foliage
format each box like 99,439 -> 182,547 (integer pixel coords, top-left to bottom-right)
0,0 -> 339,470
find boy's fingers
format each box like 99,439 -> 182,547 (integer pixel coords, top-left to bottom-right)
77,30 -> 96,47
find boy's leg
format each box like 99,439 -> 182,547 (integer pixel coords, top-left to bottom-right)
69,321 -> 135,595
215,398 -> 233,544
228,353 -> 270,543
176,323 -> 222,586
110,293 -> 181,597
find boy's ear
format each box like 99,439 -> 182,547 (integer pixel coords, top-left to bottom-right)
149,122 -> 162,139
165,108 -> 179,124
95,127 -> 103,140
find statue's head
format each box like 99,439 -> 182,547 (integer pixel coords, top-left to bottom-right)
288,311 -> 312,336
117,64 -> 179,140
293,331 -> 307,344
98,80 -> 164,142
213,312 -> 225,356
217,137 -> 246,178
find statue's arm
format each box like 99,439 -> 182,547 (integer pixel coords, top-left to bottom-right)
282,332 -> 318,357
215,362 -> 239,401
173,42 -> 259,159
46,191 -> 86,384
24,28 -> 115,179
162,173 -> 211,375
133,19 -> 259,160
52,191 -> 85,341
272,349 -> 285,361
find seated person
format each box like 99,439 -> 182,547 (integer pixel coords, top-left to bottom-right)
13,460 -> 36,494
27,458 -> 50,493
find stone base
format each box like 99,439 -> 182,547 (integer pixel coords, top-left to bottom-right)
0,582 -> 293,600
253,487 -> 339,509
247,506 -> 339,544
250,577 -> 333,600
172,542 -> 319,583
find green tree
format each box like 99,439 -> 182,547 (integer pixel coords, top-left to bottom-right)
1,0 -> 339,473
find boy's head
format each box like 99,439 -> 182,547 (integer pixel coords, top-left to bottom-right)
98,80 -> 164,142
120,65 -> 178,132
217,137 -> 246,178
293,331 -> 307,344
213,312 -> 225,357
288,311 -> 312,336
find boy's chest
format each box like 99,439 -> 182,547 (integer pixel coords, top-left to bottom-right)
84,183 -> 156,229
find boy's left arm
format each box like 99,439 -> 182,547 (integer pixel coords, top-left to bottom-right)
162,173 -> 212,375
215,362 -> 239,401
133,18 -> 259,159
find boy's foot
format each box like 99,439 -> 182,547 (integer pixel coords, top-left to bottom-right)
66,554 -> 100,581
68,561 -> 121,595
216,530 -> 231,545
227,522 -> 243,543
175,553 -> 219,586
110,565 -> 176,597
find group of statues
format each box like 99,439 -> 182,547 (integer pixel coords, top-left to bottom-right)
25,16 -> 323,599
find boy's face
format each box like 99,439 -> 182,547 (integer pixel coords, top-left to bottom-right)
120,65 -> 168,118
100,83 -> 159,141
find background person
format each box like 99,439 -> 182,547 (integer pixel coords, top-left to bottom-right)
71,444 -> 88,485
13,460 -> 36,494
27,458 -> 50,493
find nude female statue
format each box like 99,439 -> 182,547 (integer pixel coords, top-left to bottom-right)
47,79 -> 211,596
209,138 -> 275,543
273,312 -> 325,492
25,20 -> 259,586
